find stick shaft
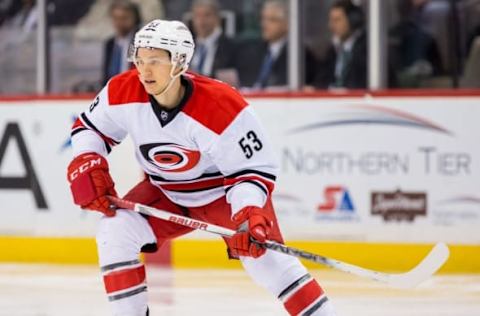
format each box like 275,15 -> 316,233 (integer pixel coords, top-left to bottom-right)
108,196 -> 448,288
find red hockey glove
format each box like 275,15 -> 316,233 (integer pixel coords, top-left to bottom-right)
230,206 -> 274,258
67,152 -> 117,217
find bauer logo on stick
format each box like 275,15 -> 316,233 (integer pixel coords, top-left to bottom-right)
168,215 -> 208,230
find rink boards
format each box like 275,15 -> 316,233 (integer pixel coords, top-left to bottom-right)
0,91 -> 479,271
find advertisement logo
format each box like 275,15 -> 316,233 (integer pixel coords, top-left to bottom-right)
139,142 -> 200,173
371,190 -> 427,222
432,196 -> 480,226
289,104 -> 452,135
0,122 -> 48,209
281,105 -> 472,177
316,186 -> 359,221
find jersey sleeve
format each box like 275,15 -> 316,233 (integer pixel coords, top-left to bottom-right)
70,84 -> 127,157
208,106 -> 279,216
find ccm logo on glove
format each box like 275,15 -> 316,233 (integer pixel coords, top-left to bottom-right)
68,156 -> 104,181
67,152 -> 117,217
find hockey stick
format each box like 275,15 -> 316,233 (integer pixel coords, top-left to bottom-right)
108,196 -> 449,288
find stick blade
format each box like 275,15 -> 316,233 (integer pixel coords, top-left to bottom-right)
387,242 -> 450,289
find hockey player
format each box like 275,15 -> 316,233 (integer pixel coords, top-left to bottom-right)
67,19 -> 336,316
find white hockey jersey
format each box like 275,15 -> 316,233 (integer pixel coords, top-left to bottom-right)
71,70 -> 278,214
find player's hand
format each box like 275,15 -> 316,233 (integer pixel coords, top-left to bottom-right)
67,152 -> 117,217
230,206 -> 273,258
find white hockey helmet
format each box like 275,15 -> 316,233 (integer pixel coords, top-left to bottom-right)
129,19 -> 195,74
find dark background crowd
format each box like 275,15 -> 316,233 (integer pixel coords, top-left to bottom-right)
0,0 -> 479,94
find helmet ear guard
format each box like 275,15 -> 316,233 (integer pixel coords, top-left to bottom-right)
170,52 -> 188,78
177,53 -> 187,67
126,42 -> 136,63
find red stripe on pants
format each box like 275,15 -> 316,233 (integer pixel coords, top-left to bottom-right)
104,265 -> 146,294
284,279 -> 324,315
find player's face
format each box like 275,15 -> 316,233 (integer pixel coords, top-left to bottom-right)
329,8 -> 351,41
135,48 -> 173,95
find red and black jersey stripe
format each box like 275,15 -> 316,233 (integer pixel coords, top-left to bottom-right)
70,118 -> 89,137
80,113 -> 121,146
71,114 -> 121,154
149,172 -> 224,193
148,169 -> 276,195
224,169 -> 276,196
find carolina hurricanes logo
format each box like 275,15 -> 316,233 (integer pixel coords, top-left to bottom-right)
139,143 -> 201,173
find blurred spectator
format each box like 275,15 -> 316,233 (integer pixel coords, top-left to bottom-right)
46,0 -> 94,26
461,36 -> 480,87
2,0 -> 37,34
465,1 -> 480,84
74,0 -> 163,40
189,0 -> 236,80
313,0 -> 367,89
234,0 -> 316,90
102,0 -> 141,84
1,0 -> 94,29
389,0 -> 443,87
0,0 -> 22,26
467,24 -> 480,55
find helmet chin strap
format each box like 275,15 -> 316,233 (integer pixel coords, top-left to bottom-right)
153,62 -> 186,97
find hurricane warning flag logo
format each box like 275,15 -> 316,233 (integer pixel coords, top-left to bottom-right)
139,143 -> 200,172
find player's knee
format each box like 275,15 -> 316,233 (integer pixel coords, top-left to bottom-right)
96,210 -> 151,265
241,249 -> 308,296
97,210 -> 133,245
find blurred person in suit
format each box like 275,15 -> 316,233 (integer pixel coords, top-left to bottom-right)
462,36 -> 480,87
313,0 -> 367,89
235,0 -> 316,90
102,0 -> 141,84
189,0 -> 237,81
2,0 -> 37,34
0,0 -> 17,26
75,0 -> 162,40
388,0 -> 443,87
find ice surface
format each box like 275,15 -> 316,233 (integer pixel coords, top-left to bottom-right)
0,264 -> 478,316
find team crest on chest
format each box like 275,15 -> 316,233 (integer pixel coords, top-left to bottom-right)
139,143 -> 200,173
